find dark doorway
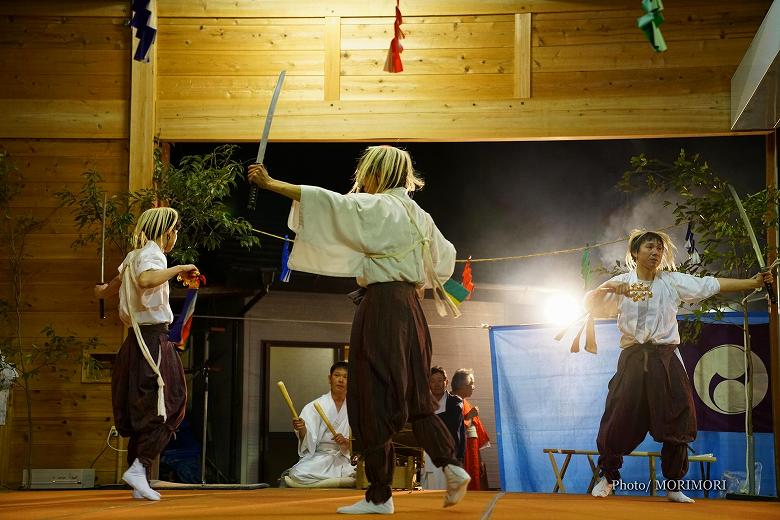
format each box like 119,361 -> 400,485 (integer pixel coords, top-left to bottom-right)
261,341 -> 348,485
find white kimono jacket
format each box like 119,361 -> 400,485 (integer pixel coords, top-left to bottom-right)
597,270 -> 720,348
287,186 -> 455,288
288,392 -> 355,484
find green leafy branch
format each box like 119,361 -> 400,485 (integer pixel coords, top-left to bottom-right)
55,144 -> 261,265
617,149 -> 779,339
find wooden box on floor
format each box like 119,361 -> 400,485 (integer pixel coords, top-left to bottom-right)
354,456 -> 418,490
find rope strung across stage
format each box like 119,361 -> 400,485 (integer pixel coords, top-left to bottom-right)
249,219 -> 687,306
250,223 -> 685,264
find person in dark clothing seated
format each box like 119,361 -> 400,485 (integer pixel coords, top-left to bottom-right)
422,366 -> 465,488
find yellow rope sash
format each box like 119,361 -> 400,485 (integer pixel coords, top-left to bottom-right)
121,250 -> 168,420
365,193 -> 459,318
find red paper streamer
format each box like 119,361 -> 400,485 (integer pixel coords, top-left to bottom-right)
384,0 -> 405,73
461,257 -> 474,299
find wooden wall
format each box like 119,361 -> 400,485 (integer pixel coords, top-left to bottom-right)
0,0 -> 773,490
0,1 -> 130,488
154,0 -> 771,142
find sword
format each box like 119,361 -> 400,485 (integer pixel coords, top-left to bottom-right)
99,192 -> 107,319
728,184 -> 776,304
247,70 -> 286,211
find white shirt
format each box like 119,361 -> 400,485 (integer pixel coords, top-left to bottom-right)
287,186 -> 455,287
434,392 -> 447,414
598,270 -> 720,348
289,392 -> 354,484
117,241 -> 173,327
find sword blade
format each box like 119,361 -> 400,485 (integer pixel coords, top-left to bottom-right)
256,70 -> 286,164
99,192 -> 107,319
100,192 -> 107,283
728,184 -> 766,269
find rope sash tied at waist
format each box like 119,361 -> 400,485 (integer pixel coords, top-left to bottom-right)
633,342 -> 679,389
365,193 -> 460,318
121,251 -> 168,420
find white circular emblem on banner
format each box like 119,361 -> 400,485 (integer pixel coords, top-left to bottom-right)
692,344 -> 768,415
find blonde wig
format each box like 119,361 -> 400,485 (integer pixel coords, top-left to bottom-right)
625,229 -> 677,271
348,145 -> 425,194
131,207 -> 180,250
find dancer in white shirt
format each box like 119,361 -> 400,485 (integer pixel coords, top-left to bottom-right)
248,146 -> 470,515
95,207 -> 198,501
585,229 -> 773,503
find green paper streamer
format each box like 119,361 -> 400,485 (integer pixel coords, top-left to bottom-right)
581,246 -> 591,289
637,0 -> 667,52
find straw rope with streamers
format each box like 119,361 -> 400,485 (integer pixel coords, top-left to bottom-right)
313,402 -> 339,438
251,224 -> 683,264
253,228 -> 294,242
453,224 -> 681,263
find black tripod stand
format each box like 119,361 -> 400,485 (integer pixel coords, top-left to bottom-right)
152,326 -> 267,490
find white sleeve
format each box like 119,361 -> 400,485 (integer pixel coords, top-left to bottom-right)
286,186 -> 378,277
287,186 -> 423,278
589,273 -> 628,318
134,246 -> 168,309
297,402 -> 321,458
117,251 -> 133,276
428,220 -> 456,284
135,245 -> 166,274
666,272 -> 720,304
289,186 -> 373,251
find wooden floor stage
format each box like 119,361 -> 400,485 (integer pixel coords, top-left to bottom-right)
2,488 -> 778,519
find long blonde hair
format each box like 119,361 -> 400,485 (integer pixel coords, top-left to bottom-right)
348,145 -> 425,194
625,229 -> 677,271
132,207 -> 180,250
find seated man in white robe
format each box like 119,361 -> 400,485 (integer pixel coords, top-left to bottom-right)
283,362 -> 356,488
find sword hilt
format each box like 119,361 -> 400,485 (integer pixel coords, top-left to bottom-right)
99,298 -> 106,320
247,185 -> 258,211
762,270 -> 776,305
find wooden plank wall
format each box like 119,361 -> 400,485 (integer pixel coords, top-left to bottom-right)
155,0 -> 771,142
0,0 -> 773,490
0,1 -> 130,488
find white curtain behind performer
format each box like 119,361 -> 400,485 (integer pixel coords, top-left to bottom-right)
284,362 -> 355,488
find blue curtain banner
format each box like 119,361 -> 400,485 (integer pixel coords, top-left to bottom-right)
489,313 -> 776,497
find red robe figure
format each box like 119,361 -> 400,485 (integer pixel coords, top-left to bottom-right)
452,369 -> 492,490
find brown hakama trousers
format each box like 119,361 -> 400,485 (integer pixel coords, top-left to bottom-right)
348,282 -> 459,504
596,343 -> 696,489
112,324 -> 187,470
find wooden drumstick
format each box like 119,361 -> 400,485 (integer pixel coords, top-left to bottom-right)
276,381 -> 298,419
313,402 -> 338,438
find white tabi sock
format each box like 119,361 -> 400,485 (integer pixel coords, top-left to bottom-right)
337,497 -> 394,514
667,491 -> 695,503
132,488 -> 161,500
123,459 -> 160,501
591,477 -> 613,497
443,465 -> 470,508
